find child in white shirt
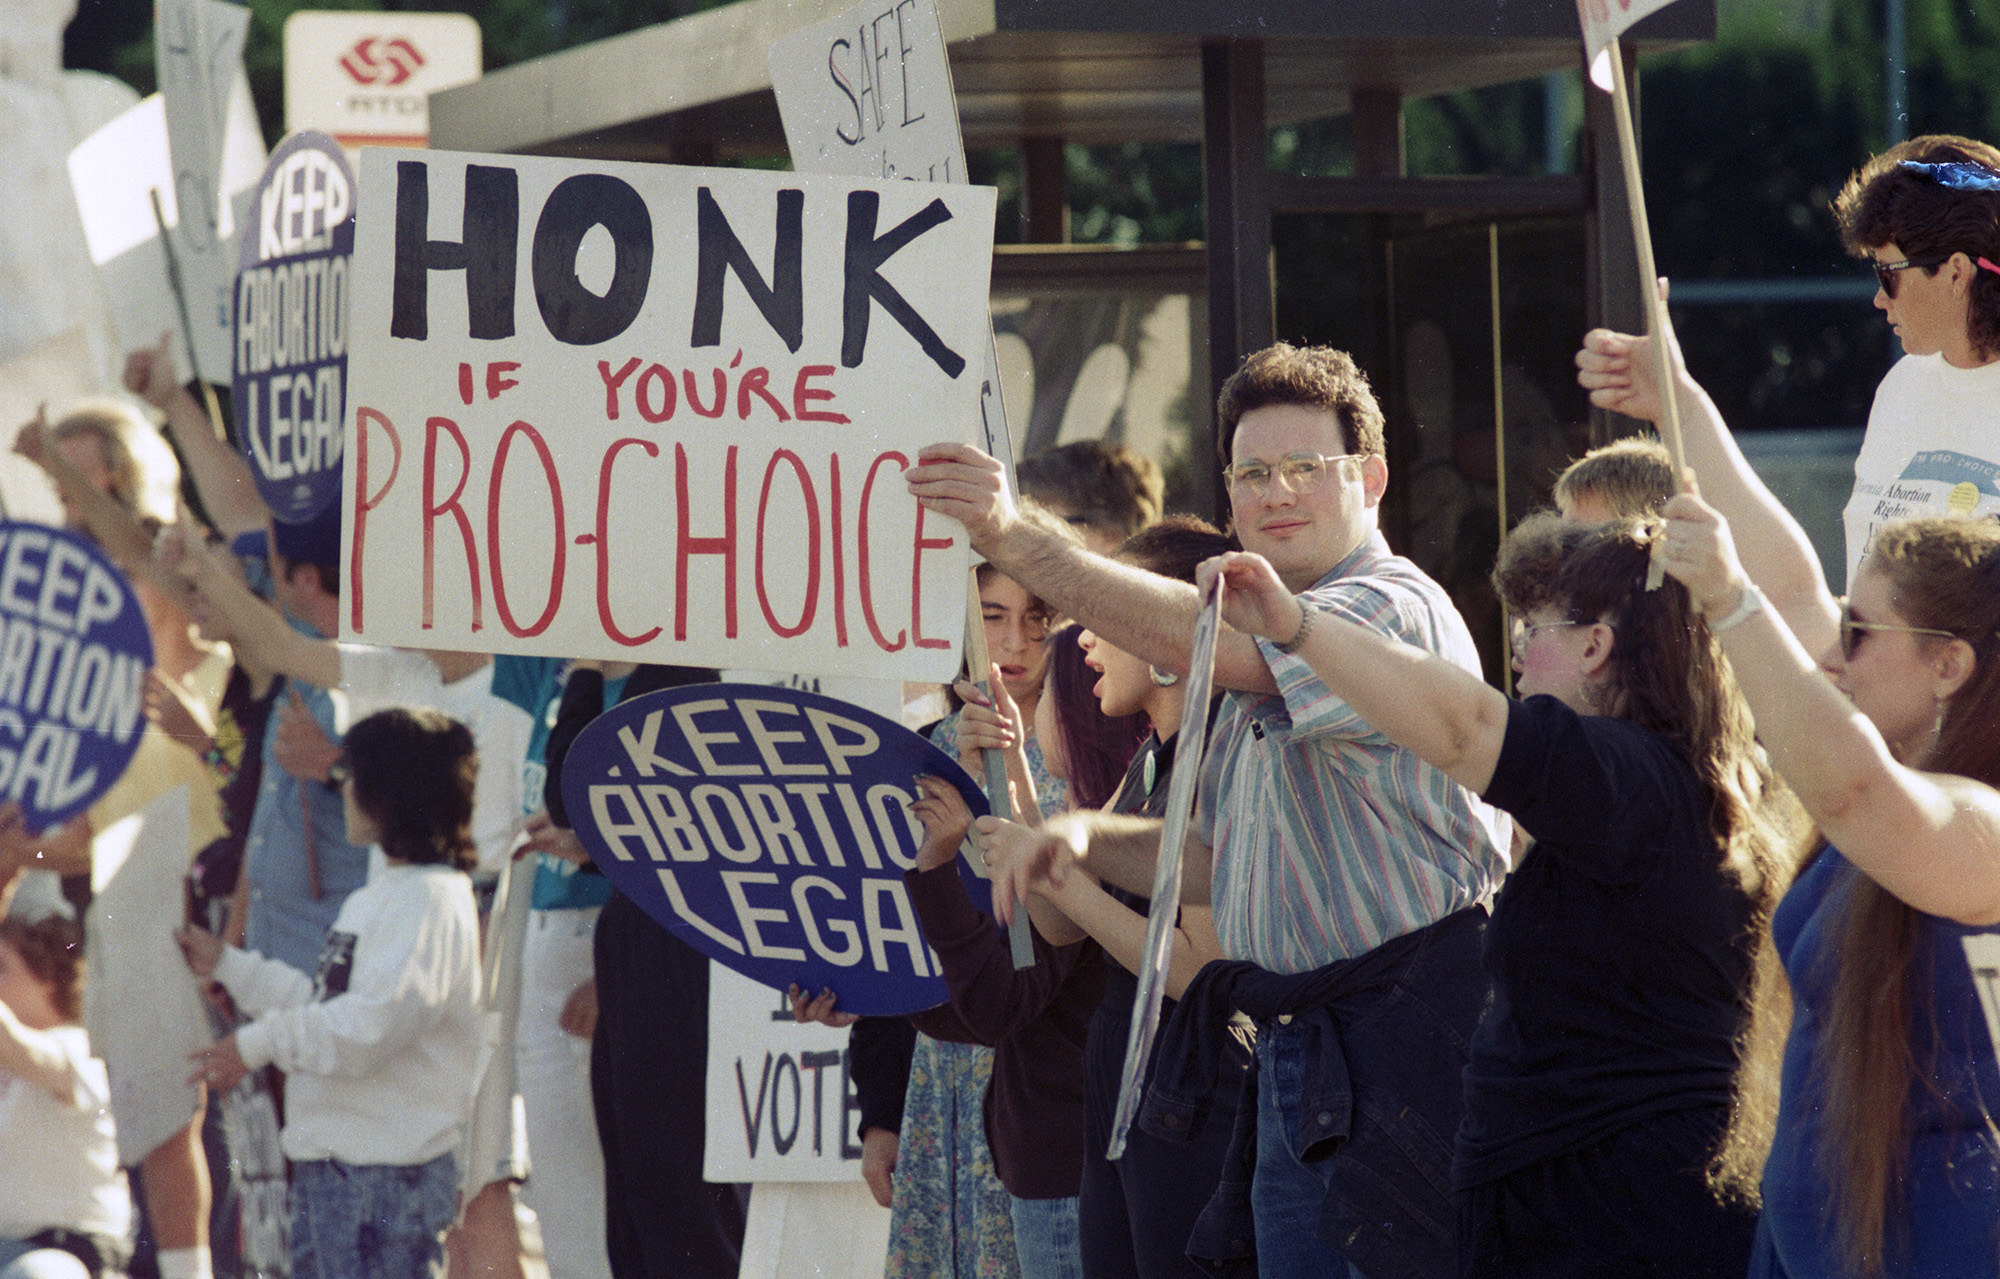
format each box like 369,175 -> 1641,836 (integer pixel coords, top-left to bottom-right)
178,708 -> 483,1279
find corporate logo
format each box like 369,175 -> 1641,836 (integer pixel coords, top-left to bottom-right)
338,36 -> 425,87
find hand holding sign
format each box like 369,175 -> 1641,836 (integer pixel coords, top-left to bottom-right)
563,683 -> 990,1015
971,812 -> 1082,929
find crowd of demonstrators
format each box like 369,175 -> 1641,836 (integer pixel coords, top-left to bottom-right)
8,140 -> 2000,1279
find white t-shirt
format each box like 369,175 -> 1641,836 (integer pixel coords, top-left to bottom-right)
221,861 -> 482,1166
336,648 -> 533,876
1843,352 -> 2000,585
0,1024 -> 133,1239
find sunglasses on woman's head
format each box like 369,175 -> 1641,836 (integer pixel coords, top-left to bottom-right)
1836,596 -> 1957,661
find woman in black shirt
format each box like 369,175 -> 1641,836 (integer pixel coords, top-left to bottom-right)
1201,514 -> 1802,1279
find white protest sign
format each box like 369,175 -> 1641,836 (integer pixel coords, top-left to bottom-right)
283,10 -> 483,154
67,90 -> 261,385
770,0 -> 1017,474
1577,0 -> 1682,90
157,0 -> 267,383
705,963 -> 870,1183
0,328 -> 94,525
1965,935 -> 2000,1058
342,149 -> 993,681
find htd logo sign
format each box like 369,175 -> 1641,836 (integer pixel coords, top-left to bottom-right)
339,37 -> 425,88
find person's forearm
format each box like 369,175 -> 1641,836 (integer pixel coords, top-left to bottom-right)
983,521 -> 1276,693
1714,588 -> 2000,922
158,393 -> 270,538
196,556 -> 339,688
1048,876 -> 1216,999
1286,602 -> 1508,795
1064,812 -> 1170,898
1670,375 -> 1839,653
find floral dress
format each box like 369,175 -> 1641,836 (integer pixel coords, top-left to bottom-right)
884,711 -> 1068,1279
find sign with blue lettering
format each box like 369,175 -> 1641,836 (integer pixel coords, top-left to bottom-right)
0,523 -> 153,828
562,683 -> 988,1015
234,130 -> 352,523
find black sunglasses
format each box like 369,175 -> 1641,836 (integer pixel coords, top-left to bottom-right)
1837,596 -> 1957,661
1874,253 -> 1951,299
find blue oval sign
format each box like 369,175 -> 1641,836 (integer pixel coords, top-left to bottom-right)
233,130 -> 353,524
562,684 -> 990,1015
0,522 -> 153,828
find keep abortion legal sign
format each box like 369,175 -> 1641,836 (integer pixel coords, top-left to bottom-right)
562,683 -> 990,1015
235,131 -> 353,523
340,148 -> 994,681
0,523 -> 152,828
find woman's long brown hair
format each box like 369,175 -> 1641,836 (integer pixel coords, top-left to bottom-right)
1711,517 -> 2000,1275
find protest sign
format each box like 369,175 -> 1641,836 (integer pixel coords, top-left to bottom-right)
1577,0 -> 1681,90
561,683 -> 989,1015
156,0 -> 267,384
67,89 -> 262,386
341,148 -> 994,681
769,0 -> 1018,475
705,962 -> 872,1182
0,521 -> 151,829
234,132 -> 354,523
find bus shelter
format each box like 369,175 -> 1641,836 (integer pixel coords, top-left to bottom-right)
431,0 -> 1713,679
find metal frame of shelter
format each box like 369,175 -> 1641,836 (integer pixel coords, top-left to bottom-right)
431,0 -> 1713,541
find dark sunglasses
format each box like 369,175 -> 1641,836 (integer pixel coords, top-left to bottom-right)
1874,253 -> 1951,298
1837,596 -> 1957,661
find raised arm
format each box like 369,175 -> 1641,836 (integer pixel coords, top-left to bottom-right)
1659,491 -> 2000,924
1576,291 -> 1838,655
908,444 -> 1278,694
15,409 -> 202,618
173,523 -> 340,689
1196,551 -> 1508,795
126,333 -> 269,539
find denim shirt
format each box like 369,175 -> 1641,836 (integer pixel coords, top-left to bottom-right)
242,670 -> 369,975
1142,906 -> 1489,1279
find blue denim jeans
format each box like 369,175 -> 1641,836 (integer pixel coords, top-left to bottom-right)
290,1153 -> 458,1279
0,1241 -> 88,1279
1253,1023 -> 1368,1279
1009,1195 -> 1083,1279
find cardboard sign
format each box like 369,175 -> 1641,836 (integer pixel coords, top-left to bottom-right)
769,0 -> 1018,473
561,684 -> 988,1015
156,0 -> 266,383
67,90 -> 262,386
283,10 -> 483,153
341,149 -> 992,679
0,522 -> 152,828
705,962 -> 872,1183
234,132 -> 354,523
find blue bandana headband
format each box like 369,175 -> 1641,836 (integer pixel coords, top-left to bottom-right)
1899,159 -> 2000,191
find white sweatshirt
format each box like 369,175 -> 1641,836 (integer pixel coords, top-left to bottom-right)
219,861 -> 482,1166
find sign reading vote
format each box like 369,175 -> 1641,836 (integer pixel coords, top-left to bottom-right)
341,148 -> 994,681
0,523 -> 152,828
235,131 -> 354,523
562,684 -> 988,1015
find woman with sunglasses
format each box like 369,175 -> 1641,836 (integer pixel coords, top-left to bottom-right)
1655,495 -> 2000,1278
1194,513 -> 1799,1278
1580,134 -> 2000,629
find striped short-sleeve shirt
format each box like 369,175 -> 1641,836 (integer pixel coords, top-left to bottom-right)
1201,533 -> 1509,974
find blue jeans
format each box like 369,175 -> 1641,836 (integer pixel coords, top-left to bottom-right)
1009,1195 -> 1082,1279
291,1154 -> 458,1279
0,1241 -> 88,1279
1253,1023 -> 1367,1279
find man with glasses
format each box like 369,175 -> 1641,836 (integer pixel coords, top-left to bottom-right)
908,343 -> 1507,1279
